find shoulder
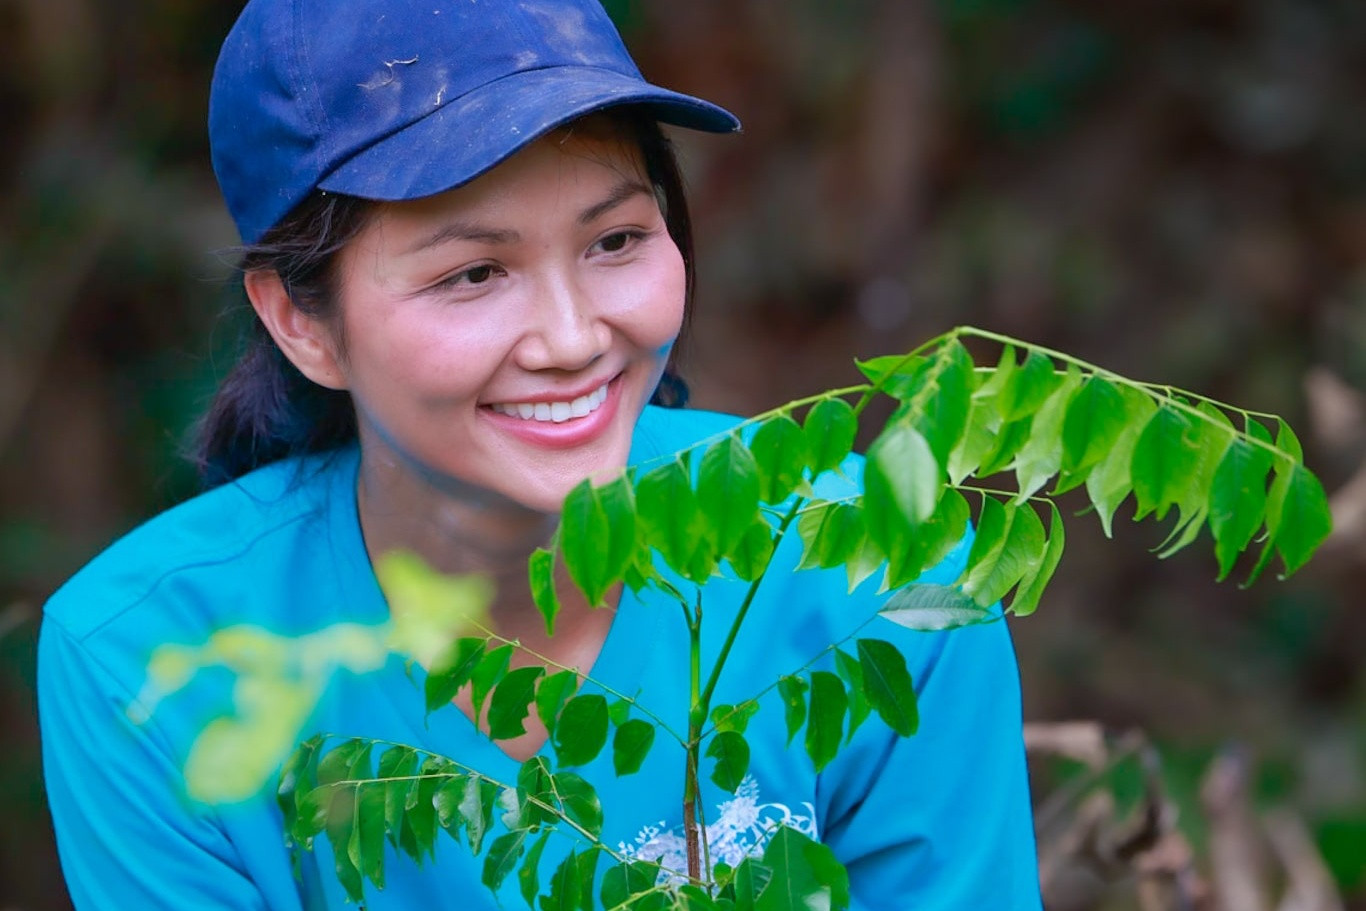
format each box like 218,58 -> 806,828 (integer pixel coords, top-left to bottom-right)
43,447 -> 359,643
629,404 -> 745,464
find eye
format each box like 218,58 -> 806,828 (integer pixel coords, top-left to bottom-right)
463,264 -> 495,284
435,262 -> 502,290
593,230 -> 645,255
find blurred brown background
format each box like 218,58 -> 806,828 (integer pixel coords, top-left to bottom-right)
2,0 -> 1363,908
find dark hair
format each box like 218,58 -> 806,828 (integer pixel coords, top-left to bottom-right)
195,110 -> 698,487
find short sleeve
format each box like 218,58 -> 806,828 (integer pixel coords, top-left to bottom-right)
818,616 -> 1042,910
38,617 -> 286,911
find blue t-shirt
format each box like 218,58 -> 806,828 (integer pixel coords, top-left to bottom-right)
39,406 -> 1041,909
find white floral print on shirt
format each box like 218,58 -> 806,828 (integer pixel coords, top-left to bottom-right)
618,776 -> 818,882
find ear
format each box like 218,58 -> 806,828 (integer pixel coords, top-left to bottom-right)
244,270 -> 347,390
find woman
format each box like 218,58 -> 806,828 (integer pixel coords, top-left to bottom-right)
38,0 -> 1041,907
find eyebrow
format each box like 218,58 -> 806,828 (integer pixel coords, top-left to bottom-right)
577,179 -> 654,226
404,179 -> 655,255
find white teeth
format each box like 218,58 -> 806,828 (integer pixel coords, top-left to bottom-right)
490,382 -> 610,423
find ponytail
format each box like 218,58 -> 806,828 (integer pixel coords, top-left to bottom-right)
193,193 -> 372,487
193,321 -> 357,487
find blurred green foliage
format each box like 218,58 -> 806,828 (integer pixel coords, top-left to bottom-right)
2,0 -> 1363,908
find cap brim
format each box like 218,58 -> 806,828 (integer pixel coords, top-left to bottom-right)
317,65 -> 740,202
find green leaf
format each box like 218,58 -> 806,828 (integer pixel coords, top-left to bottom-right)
975,416 -> 1034,478
1059,375 -> 1130,487
458,774 -> 498,855
279,736 -> 324,849
600,860 -> 662,910
554,694 -> 610,767
1275,418 -> 1304,462
856,638 -> 918,737
1131,405 -> 1202,522
1208,439 -> 1274,580
863,423 -> 940,570
751,414 -> 810,503
535,669 -> 579,738
843,531 -> 886,593
679,884 -> 723,911
1013,367 -> 1081,500
804,397 -> 858,476
833,650 -> 871,742
710,701 -> 760,735
612,718 -> 655,776
542,849 -> 591,911
636,459 -> 712,583
707,730 -> 752,793
796,501 -> 865,571
294,786 -> 330,852
470,643 -> 513,723
731,857 -> 774,911
529,548 -> 560,637
697,434 -> 763,558
425,637 -> 487,717
755,827 -> 850,911
946,395 -> 1001,485
484,829 -> 532,892
515,757 -> 557,830
378,746 -> 419,843
1267,462 -> 1332,577
903,340 -> 977,465
729,519 -> 777,582
856,354 -> 927,398
404,756 -> 450,860
1084,390 -> 1158,536
560,476 -> 637,606
1009,501 -> 1065,616
776,675 -> 808,746
959,495 -> 1009,586
884,487 -> 970,589
322,786 -> 364,902
607,698 -> 632,727
866,420 -> 941,524
489,666 -> 545,741
998,350 -> 1061,422
358,780 -> 387,889
962,501 -> 1046,607
804,671 -> 847,772
573,849 -> 603,911
554,771 -> 605,839
317,738 -> 370,787
974,345 -> 1017,401
432,773 -> 468,839
879,583 -> 994,630
520,831 -> 553,909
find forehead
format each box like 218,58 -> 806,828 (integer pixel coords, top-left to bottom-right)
380,120 -> 649,225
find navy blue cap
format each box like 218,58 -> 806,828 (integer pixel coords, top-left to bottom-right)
209,0 -> 741,244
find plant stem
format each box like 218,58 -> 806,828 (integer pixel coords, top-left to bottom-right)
697,501 -> 802,713
683,599 -> 704,882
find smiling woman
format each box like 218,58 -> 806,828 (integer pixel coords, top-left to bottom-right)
34,0 -> 1042,909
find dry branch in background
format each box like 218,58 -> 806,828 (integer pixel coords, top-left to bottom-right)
1026,723 -> 1345,911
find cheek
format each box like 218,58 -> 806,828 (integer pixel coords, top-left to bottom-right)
609,247 -> 688,350
338,308 -> 502,407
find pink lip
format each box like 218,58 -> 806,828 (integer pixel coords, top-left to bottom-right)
480,374 -> 624,450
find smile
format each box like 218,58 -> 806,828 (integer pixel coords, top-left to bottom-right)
488,382 -> 610,423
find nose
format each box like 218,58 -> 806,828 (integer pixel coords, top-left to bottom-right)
514,269 -> 612,373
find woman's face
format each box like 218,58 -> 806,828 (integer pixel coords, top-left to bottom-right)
328,126 -> 686,512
